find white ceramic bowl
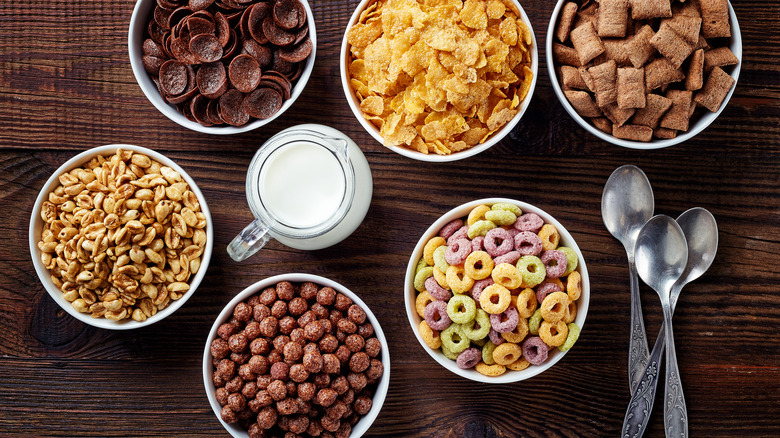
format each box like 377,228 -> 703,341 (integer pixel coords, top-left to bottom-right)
546,0 -> 742,149
29,144 -> 213,330
128,0 -> 317,135
203,273 -> 390,437
340,0 -> 539,162
404,198 -> 589,383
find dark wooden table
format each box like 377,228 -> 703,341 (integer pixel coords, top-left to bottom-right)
1,0 -> 778,437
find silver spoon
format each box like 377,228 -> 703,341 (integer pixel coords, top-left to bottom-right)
602,165 -> 655,393
622,208 -> 718,438
634,215 -> 689,438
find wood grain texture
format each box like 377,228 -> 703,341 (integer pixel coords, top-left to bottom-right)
1,0 -> 779,437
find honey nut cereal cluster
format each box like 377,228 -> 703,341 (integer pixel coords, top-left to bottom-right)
37,149 -> 207,322
414,203 -> 582,377
346,0 -> 534,155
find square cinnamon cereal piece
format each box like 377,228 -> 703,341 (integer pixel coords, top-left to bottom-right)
660,89 -> 694,131
591,117 -> 613,133
694,66 -> 736,112
561,65 -> 588,90
603,103 -> 636,126
589,60 -> 618,107
564,90 -> 603,118
674,0 -> 702,19
570,22 -> 606,65
613,123 -> 653,141
603,39 -> 632,66
598,0 -> 630,38
556,2 -> 579,42
631,93 -> 673,128
627,25 -> 657,68
631,0 -> 672,20
703,47 -> 739,72
645,57 -> 685,92
695,35 -> 710,51
663,14 -> 702,45
653,127 -> 678,139
700,0 -> 730,38
686,49 -> 705,90
553,43 -> 582,67
617,67 -> 646,109
578,66 -> 595,91
650,22 -> 695,69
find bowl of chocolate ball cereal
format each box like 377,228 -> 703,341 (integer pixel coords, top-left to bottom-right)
204,274 -> 389,437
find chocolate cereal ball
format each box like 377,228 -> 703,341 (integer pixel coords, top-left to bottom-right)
316,287 -> 336,306
210,338 -> 230,359
276,281 -> 295,300
234,302 -> 253,321
300,282 -> 319,301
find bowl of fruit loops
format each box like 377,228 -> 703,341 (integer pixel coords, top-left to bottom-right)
405,198 -> 589,383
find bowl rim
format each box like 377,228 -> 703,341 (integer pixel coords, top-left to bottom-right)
339,0 -> 539,162
128,0 -> 317,135
545,0 -> 742,150
202,273 -> 391,437
28,144 -> 214,330
403,197 -> 589,384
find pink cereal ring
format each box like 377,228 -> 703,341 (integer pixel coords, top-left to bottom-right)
514,231 -> 543,256
484,228 -> 514,257
488,328 -> 505,345
446,225 -> 469,245
424,301 -> 451,331
456,347 -> 482,369
445,239 -> 472,265
493,250 -> 521,266
471,278 -> 495,302
521,336 -> 549,365
490,307 -> 519,333
439,219 -> 464,240
471,236 -> 485,252
514,213 -> 544,232
541,250 -> 568,278
536,281 -> 563,304
425,276 -> 452,301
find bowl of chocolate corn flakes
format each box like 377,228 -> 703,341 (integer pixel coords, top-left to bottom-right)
341,0 -> 538,161
29,144 -> 213,329
547,0 -> 741,149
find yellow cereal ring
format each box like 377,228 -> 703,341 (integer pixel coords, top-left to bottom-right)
415,291 -> 434,318
507,357 -> 531,371
467,204 -> 491,226
423,236 -> 446,266
563,300 -> 577,324
540,291 -> 570,323
491,262 -> 522,290
501,317 -> 529,343
539,319 -> 569,347
433,245 -> 449,273
415,257 -> 427,273
441,343 -> 459,360
474,361 -> 506,377
467,220 -> 497,239
433,267 -> 450,290
516,255 -> 545,288
538,224 -> 560,251
566,271 -> 582,301
515,288 -> 537,319
464,251 -> 494,280
559,323 -> 581,352
479,283 -> 511,314
485,209 -> 517,226
446,265 -> 475,294
491,202 -> 522,216
528,309 -> 542,335
414,266 -> 434,292
557,246 -> 579,276
492,342 -> 523,365
481,341 -> 497,365
419,320 -> 442,349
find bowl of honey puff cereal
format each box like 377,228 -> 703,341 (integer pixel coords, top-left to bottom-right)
341,0 -> 538,162
29,144 -> 213,330
204,274 -> 390,437
129,0 -> 316,134
547,0 -> 741,149
405,198 -> 589,383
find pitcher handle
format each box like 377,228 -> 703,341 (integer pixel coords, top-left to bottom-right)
227,219 -> 271,262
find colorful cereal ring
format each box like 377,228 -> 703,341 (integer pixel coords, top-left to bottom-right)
415,291 -> 434,318
463,309 -> 491,340
485,209 -> 517,226
464,251 -> 494,280
557,246 -> 579,276
467,204 -> 491,226
521,336 -> 549,366
541,250 -> 567,278
433,267 -> 450,290
474,361 -> 506,377
501,317 -> 529,343
414,266 -> 433,292
516,255 -> 546,288
492,342 -> 523,366
471,236 -> 485,252
415,257 -> 428,274
441,343 -> 459,360
493,250 -> 521,266
528,309 -> 543,335
484,227 -> 514,257
535,280 -> 563,305
563,300 -> 577,324
481,341 -> 497,365
433,245 -> 449,273
558,323 -> 580,352
445,239 -> 471,265
447,225 -> 469,245
425,276 -> 452,301
479,283 -> 511,314
539,319 -> 569,347
467,220 -> 497,239
514,213 -> 544,232
424,301 -> 451,331
514,231 -> 543,256
488,328 -> 505,345
491,263 -> 523,290
540,291 -> 570,323
423,236 -> 446,266
439,219 -> 464,240
566,271 -> 582,301
489,306 -> 519,333
538,224 -> 560,251
418,320 -> 441,349
447,295 -> 477,325
446,265 -> 475,294
456,347 -> 482,369
515,288 -> 538,318
440,323 -> 469,353
491,202 -> 522,216
471,278 -> 494,302
506,357 -> 531,371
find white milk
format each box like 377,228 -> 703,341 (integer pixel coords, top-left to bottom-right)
259,142 -> 347,229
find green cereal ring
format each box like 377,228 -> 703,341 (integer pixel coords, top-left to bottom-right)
529,309 -> 543,335
441,343 -> 460,360
414,266 -> 434,292
463,309 -> 491,340
433,245 -> 449,273
485,209 -> 517,227
471,337 -> 487,347
491,202 -> 523,216
467,220 -> 497,239
441,323 -> 470,354
557,246 -> 579,276
416,257 -> 428,273
447,295 -> 477,324
481,341 -> 497,365
559,323 -> 581,352
516,255 -> 546,288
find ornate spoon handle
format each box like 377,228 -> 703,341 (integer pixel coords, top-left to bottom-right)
622,327 -> 664,438
663,304 -> 688,438
628,259 -> 650,394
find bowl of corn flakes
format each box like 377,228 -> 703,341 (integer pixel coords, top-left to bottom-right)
341,0 -> 538,162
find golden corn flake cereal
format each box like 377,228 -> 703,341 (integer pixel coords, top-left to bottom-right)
347,0 -> 534,155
